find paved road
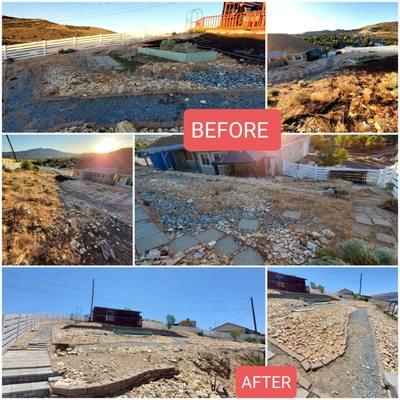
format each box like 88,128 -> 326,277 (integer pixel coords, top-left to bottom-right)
3,69 -> 265,132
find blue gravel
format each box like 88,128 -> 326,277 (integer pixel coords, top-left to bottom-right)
186,66 -> 265,89
3,67 -> 265,132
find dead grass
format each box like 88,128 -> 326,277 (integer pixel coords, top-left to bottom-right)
2,169 -> 78,265
270,66 -> 398,132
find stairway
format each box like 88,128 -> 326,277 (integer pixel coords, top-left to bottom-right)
2,325 -> 56,398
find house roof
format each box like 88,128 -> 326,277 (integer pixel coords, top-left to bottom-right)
213,151 -> 266,165
141,135 -> 184,153
212,322 -> 253,332
338,288 -> 354,294
268,50 -> 287,59
268,34 -> 321,55
268,270 -> 306,282
93,306 -> 142,314
81,167 -> 119,175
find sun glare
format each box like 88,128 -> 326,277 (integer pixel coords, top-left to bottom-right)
95,138 -> 119,153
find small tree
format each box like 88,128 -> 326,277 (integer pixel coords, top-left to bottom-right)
230,329 -> 241,341
317,141 -> 349,166
166,314 -> 176,329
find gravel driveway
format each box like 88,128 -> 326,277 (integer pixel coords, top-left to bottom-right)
3,67 -> 265,132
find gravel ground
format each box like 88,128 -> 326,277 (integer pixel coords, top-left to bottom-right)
3,66 -> 265,132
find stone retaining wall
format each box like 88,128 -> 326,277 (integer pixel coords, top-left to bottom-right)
51,367 -> 179,397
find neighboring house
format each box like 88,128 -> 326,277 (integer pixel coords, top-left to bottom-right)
73,167 -> 119,185
268,33 -> 323,66
175,319 -> 196,328
92,306 -> 143,327
268,270 -> 307,293
211,322 -> 255,334
138,135 -> 309,177
338,288 -> 354,299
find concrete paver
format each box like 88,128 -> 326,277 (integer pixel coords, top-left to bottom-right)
232,247 -> 264,265
371,216 -> 392,227
355,214 -> 373,226
136,232 -> 169,254
376,233 -> 397,245
195,228 -> 225,245
170,234 -> 200,254
214,236 -> 241,256
282,210 -> 301,220
238,218 -> 259,231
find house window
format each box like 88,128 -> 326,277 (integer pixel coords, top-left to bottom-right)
213,153 -> 222,161
200,153 -> 211,166
184,151 -> 194,161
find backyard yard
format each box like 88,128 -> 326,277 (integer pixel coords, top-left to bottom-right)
135,166 -> 397,265
3,33 -> 265,132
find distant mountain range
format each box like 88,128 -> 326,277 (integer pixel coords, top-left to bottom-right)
2,15 -> 114,45
299,21 -> 398,41
371,291 -> 398,301
3,148 -> 78,159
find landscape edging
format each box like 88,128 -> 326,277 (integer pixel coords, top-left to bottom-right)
51,367 -> 179,397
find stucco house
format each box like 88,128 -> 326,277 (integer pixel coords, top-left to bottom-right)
138,135 -> 309,177
268,33 -> 323,67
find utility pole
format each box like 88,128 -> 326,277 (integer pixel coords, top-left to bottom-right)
6,135 -> 18,162
90,279 -> 95,321
250,297 -> 258,334
359,273 -> 363,295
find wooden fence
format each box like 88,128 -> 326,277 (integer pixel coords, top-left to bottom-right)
195,10 -> 265,31
2,313 -> 68,353
2,33 -> 155,61
283,162 -> 398,197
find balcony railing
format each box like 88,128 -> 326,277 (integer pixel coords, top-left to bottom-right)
195,10 -> 265,31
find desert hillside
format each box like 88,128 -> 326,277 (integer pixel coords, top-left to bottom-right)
299,21 -> 398,42
2,15 -> 114,45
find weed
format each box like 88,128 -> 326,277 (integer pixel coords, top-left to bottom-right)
336,238 -> 375,265
373,247 -> 397,265
58,48 -> 76,54
291,91 -> 309,105
312,256 -> 348,265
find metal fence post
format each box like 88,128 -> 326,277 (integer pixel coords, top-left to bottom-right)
16,314 -> 21,338
43,40 -> 47,55
99,34 -> 103,47
74,36 -> 77,50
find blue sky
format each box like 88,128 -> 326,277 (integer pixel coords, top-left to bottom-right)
2,268 -> 265,331
3,2 -> 223,34
269,2 -> 398,34
270,268 -> 398,296
2,135 -> 132,154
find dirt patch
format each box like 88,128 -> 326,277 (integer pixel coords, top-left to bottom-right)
2,169 -> 132,265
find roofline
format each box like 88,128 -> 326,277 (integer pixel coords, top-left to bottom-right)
140,144 -> 184,153
211,322 -> 253,331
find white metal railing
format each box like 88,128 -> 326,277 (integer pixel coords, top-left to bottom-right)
2,33 -> 156,60
282,161 -> 398,198
2,313 -> 69,353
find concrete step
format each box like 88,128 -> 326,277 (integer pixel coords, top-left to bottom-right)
2,381 -> 51,398
3,367 -> 55,385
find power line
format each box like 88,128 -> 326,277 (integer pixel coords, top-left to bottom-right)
3,283 -> 80,297
58,2 -> 178,22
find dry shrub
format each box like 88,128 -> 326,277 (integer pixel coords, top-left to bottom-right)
291,90 -> 309,105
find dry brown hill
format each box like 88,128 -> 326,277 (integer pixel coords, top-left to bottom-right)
2,15 -> 114,45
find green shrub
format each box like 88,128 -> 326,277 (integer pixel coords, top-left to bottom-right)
172,42 -> 198,53
21,160 -> 34,171
160,39 -> 176,51
373,248 -> 397,265
312,256 -> 347,265
58,48 -> 76,54
244,337 -> 258,343
315,246 -> 334,259
336,238 -> 375,265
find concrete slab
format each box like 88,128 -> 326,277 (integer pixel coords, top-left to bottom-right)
135,222 -> 161,240
351,224 -> 370,237
384,372 -> 398,398
170,234 -> 199,254
238,218 -> 259,231
267,351 -> 275,360
214,236 -> 241,256
355,214 -> 373,226
283,210 -> 301,220
376,233 -> 397,245
92,55 -> 124,71
296,388 -> 309,398
135,208 -> 150,223
371,216 -> 392,227
195,228 -> 225,245
135,231 -> 169,254
3,381 -> 50,398
232,248 -> 264,265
